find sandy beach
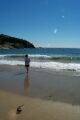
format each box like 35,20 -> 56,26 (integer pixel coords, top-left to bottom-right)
0,65 -> 80,120
0,90 -> 80,120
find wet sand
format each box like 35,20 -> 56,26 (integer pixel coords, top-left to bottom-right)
0,65 -> 80,105
0,65 -> 80,119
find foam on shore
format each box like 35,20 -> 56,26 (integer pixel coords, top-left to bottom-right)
0,59 -> 80,71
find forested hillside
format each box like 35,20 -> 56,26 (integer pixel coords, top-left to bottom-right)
0,34 -> 35,49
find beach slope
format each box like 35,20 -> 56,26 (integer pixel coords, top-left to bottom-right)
0,90 -> 80,120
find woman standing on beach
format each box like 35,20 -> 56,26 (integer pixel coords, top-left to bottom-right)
25,54 -> 30,73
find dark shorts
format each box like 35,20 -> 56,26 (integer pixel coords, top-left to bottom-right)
25,64 -> 29,67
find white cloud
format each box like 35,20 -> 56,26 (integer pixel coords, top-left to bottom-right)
61,15 -> 64,18
53,28 -> 58,34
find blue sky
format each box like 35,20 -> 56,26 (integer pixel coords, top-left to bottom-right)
0,0 -> 80,48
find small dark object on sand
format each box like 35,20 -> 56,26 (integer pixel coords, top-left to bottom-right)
48,95 -> 52,98
16,104 -> 24,114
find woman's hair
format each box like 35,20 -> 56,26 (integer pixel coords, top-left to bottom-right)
25,54 -> 28,57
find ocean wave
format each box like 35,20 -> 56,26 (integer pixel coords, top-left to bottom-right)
0,59 -> 80,72
0,54 -> 80,62
0,54 -> 50,59
49,56 -> 80,61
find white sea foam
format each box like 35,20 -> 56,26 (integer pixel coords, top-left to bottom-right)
0,55 -> 7,58
0,54 -> 51,58
0,59 -> 24,65
29,54 -> 51,58
31,62 -> 80,71
0,59 -> 80,72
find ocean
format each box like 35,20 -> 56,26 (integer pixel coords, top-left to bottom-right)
0,48 -> 80,72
